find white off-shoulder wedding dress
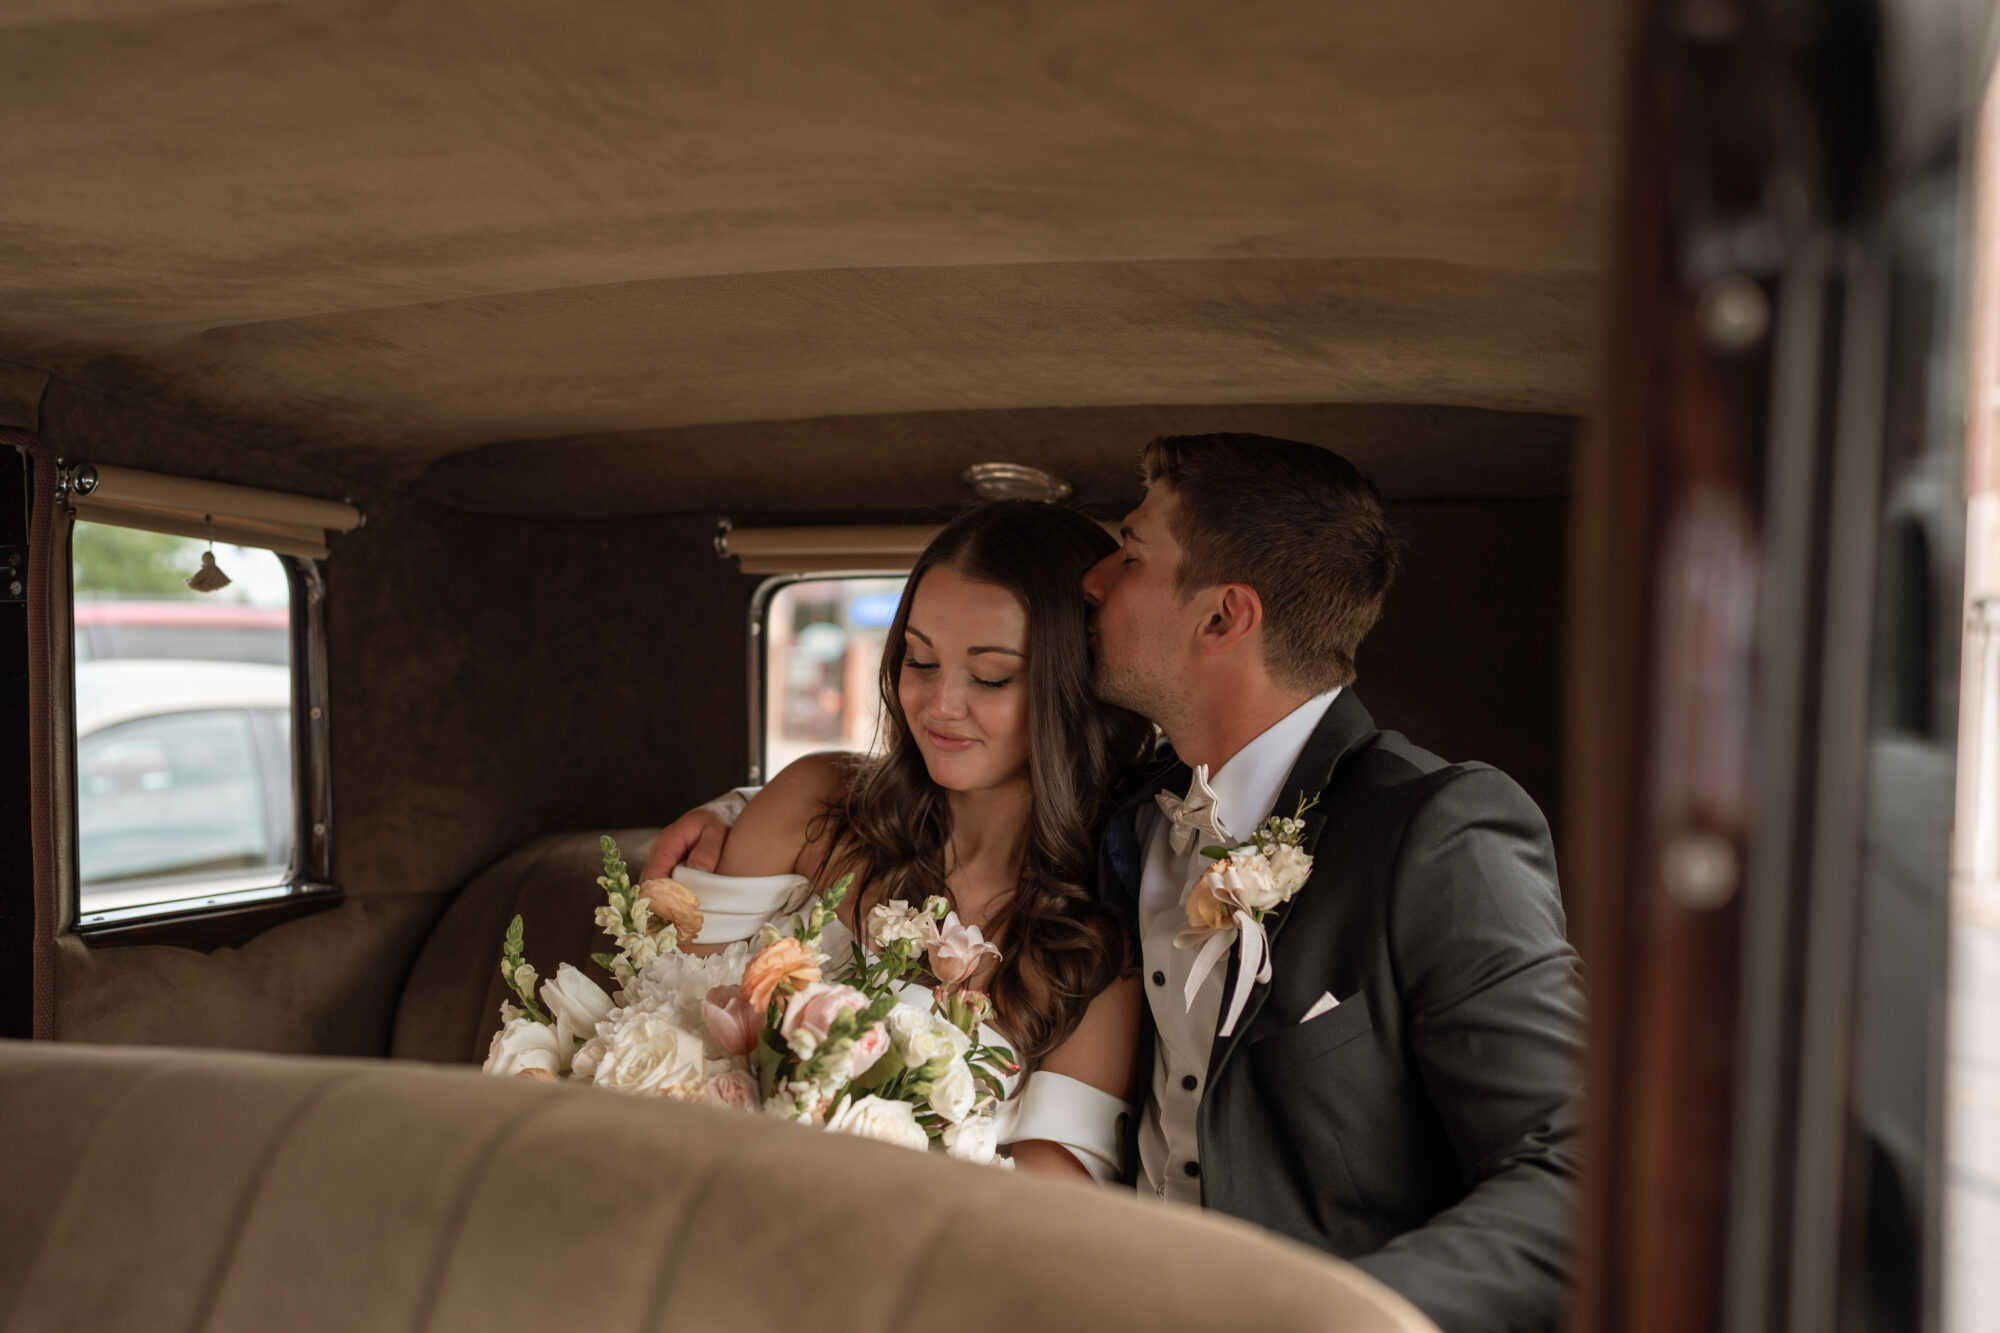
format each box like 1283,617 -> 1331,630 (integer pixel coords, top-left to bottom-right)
670,864 -> 1133,1182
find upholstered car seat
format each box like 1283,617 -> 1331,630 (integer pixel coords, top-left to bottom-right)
0,1041 -> 1439,1333
391,828 -> 656,1066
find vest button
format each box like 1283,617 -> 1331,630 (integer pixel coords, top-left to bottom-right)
1182,1074 -> 1198,1092
1151,971 -> 1165,986
1183,1160 -> 1201,1178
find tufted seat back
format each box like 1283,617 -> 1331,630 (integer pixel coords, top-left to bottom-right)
391,829 -> 657,1066
0,1040 -> 1435,1333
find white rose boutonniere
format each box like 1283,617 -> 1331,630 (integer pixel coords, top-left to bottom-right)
1174,792 -> 1319,1037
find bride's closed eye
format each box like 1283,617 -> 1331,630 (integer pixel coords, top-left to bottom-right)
903,657 -> 939,672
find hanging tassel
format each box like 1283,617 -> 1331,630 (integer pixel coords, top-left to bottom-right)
186,550 -> 233,593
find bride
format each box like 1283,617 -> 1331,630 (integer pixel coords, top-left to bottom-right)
683,500 -> 1152,1179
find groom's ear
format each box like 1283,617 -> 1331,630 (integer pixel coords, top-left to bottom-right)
1194,583 -> 1264,657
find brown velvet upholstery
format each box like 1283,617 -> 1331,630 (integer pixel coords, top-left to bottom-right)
0,1040 -> 1437,1333
391,829 -> 658,1066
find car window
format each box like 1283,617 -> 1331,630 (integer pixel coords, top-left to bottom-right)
758,576 -> 906,780
71,522 -> 300,918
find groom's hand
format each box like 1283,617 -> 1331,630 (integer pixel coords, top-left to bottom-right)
640,794 -> 741,879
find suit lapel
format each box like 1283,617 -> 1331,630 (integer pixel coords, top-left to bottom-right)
1203,689 -> 1378,1084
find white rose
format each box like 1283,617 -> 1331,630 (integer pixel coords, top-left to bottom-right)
927,1012 -> 973,1058
865,900 -> 939,952
941,1112 -> 999,1164
1210,848 -> 1284,914
590,1011 -> 707,1096
1263,843 -> 1313,898
927,1058 -> 977,1124
541,964 -> 615,1061
483,1017 -> 561,1079
569,1034 -> 606,1082
885,1004 -> 936,1062
826,1095 -> 930,1152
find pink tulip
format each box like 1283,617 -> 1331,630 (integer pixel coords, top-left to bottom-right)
703,984 -> 762,1056
779,983 -> 869,1049
929,913 -> 1002,986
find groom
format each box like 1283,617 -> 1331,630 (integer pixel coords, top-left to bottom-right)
648,434 -> 1583,1333
1080,435 -> 1582,1333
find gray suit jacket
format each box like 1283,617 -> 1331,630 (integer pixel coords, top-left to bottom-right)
1096,690 -> 1585,1333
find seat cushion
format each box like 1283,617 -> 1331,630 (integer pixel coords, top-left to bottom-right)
0,1040 -> 1438,1333
390,828 -> 656,1065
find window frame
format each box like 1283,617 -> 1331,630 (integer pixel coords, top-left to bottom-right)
64,520 -> 341,949
747,570 -> 905,785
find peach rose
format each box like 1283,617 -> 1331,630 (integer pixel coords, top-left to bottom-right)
703,984 -> 762,1056
515,1067 -> 558,1084
1185,874 -> 1234,932
638,876 -> 704,942
740,936 -> 821,1012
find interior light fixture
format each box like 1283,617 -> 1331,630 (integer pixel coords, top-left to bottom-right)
962,462 -> 1072,503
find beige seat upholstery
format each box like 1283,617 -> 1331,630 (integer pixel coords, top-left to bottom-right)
0,1041 -> 1436,1333
392,829 -> 657,1066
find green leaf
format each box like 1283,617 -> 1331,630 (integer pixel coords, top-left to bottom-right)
1199,845 -> 1231,860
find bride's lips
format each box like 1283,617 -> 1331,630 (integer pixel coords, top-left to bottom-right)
926,728 -> 977,752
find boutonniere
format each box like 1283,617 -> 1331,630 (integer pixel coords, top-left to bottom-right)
1173,792 -> 1319,1037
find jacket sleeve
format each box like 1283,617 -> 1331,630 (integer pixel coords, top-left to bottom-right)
1348,764 -> 1586,1333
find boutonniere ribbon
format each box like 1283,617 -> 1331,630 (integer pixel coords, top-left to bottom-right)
1172,793 -> 1319,1037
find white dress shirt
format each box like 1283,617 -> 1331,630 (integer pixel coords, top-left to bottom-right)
1135,687 -> 1341,1202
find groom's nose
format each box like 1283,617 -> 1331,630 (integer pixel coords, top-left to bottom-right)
1081,552 -> 1114,606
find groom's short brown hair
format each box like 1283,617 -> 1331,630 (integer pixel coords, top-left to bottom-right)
1140,434 -> 1399,694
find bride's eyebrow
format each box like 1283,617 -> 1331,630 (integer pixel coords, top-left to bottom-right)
905,625 -> 1022,658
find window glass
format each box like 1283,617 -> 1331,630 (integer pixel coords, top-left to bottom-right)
72,523 -> 295,915
762,577 -> 906,777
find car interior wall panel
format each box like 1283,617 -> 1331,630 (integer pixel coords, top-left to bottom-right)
35,398 -> 752,1053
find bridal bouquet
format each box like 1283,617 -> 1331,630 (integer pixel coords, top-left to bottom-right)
482,838 -> 1018,1165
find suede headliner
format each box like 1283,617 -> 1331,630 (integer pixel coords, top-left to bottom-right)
1,0 -> 1623,513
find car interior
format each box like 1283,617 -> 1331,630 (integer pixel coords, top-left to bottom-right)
3,2 -> 1995,1331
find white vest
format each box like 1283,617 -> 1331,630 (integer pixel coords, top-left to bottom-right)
1135,688 -> 1340,1202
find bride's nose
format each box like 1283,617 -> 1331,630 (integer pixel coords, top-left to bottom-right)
930,676 -> 971,718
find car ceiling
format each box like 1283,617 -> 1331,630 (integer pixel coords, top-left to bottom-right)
0,0 -> 1626,516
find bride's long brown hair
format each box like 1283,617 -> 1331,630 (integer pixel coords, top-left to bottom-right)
813,501 -> 1152,1063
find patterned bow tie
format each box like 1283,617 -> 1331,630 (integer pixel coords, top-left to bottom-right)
1155,764 -> 1231,856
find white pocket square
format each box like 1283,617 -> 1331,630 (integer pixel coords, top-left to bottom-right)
1300,991 -> 1341,1023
